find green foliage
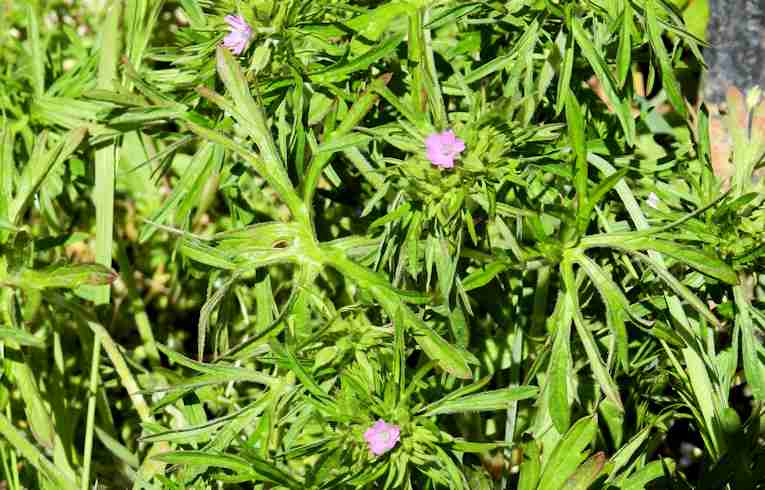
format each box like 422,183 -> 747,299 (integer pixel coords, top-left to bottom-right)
1,1 -> 765,489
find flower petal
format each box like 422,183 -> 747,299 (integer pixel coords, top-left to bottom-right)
428,150 -> 455,168
647,192 -> 660,209
425,129 -> 464,168
425,133 -> 443,152
224,15 -> 247,29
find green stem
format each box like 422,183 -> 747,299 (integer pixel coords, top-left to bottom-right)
2,404 -> 20,490
531,265 -> 551,335
116,242 -> 159,364
408,10 -> 426,115
80,334 -> 101,490
87,320 -> 152,422
91,1 -> 121,305
501,323 -> 524,490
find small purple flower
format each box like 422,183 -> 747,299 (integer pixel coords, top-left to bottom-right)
222,15 -> 252,55
363,420 -> 401,456
425,129 -> 465,168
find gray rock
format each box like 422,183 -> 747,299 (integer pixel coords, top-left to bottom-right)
704,0 -> 765,104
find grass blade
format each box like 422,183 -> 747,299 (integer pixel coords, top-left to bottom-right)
0,413 -> 77,490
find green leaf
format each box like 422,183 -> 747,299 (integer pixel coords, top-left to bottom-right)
0,111 -> 15,224
0,413 -> 77,490
682,0 -> 709,40
563,452 -> 607,489
211,48 -> 304,220
561,260 -> 624,411
622,459 -> 674,489
7,357 -> 64,481
605,425 -> 653,482
737,285 -> 765,400
410,316 -> 473,379
10,128 -> 87,225
571,17 -> 635,144
582,235 -> 738,285
88,0 -> 121,306
4,263 -> 116,290
177,392 -> 277,483
370,202 -> 411,230
178,0 -> 206,28
308,33 -> 405,84
434,237 -> 457,304
616,3 -> 633,87
626,251 -> 723,327
555,30 -> 575,115
94,426 -> 140,469
417,376 -> 489,409
464,20 -> 539,84
302,74 -> 390,208
0,328 -> 45,348
537,415 -> 598,490
645,0 -> 688,119
280,345 -> 333,402
423,386 -> 538,416
548,296 -> 573,433
682,342 -> 723,456
426,3 -> 482,30
435,444 -> 468,490
27,5 -> 45,98
142,405 -> 257,445
326,250 -> 473,378
347,1 -> 409,41
518,439 -> 542,490
139,142 -> 218,243
196,273 -> 237,361
157,345 -> 279,386
405,210 -> 423,278
315,132 -> 372,154
154,451 -> 301,488
180,239 -> 238,270
451,440 -> 509,453
566,88 -> 588,219
577,168 -> 630,235
573,253 -> 630,369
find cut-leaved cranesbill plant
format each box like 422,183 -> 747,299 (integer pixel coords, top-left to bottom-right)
2,1 -> 765,489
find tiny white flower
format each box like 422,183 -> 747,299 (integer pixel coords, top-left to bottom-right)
647,192 -> 660,209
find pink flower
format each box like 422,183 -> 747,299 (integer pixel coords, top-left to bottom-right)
425,129 -> 465,168
222,15 -> 252,55
363,420 -> 400,456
